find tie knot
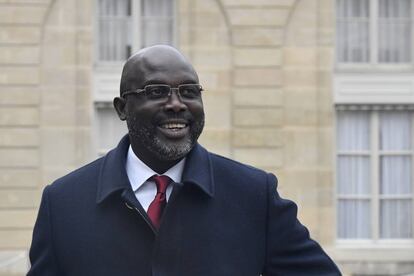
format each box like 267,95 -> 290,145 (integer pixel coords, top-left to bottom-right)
151,175 -> 171,194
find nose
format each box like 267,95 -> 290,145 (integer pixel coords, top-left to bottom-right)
164,89 -> 187,113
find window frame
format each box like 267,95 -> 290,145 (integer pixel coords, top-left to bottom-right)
335,0 -> 414,71
335,108 -> 414,245
94,0 -> 177,67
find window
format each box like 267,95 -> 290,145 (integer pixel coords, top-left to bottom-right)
97,0 -> 175,63
94,103 -> 128,155
337,0 -> 412,64
336,107 -> 414,240
94,0 -> 175,155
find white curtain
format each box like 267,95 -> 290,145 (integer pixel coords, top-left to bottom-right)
379,111 -> 413,238
337,111 -> 371,238
98,0 -> 132,61
378,0 -> 412,63
141,0 -> 174,47
337,0 -> 370,63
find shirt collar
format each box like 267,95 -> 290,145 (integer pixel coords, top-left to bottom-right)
96,135 -> 214,204
126,145 -> 186,192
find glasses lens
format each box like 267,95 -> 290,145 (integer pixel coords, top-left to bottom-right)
179,84 -> 201,99
144,85 -> 171,100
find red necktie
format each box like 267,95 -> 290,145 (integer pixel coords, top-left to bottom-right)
147,175 -> 171,229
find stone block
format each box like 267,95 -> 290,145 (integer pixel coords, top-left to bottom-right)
191,27 -> 230,47
234,88 -> 282,107
222,0 -> 295,7
40,127 -> 78,167
0,88 -> 39,105
233,128 -> 283,147
283,89 -> 318,126
40,102 -> 76,127
318,127 -> 334,167
234,68 -> 282,87
0,46 -> 40,65
284,47 -> 317,67
232,27 -> 284,46
0,26 -> 41,44
0,0 -> 50,3
198,70 -> 231,91
41,68 -> 76,86
227,8 -> 290,27
75,0 -> 93,26
0,169 -> 39,188
234,148 -> 283,168
318,47 -> 334,69
0,230 -> 32,249
0,210 -> 37,228
0,190 -> 40,208
283,128 -> 320,167
234,107 -> 283,127
234,48 -> 282,67
0,149 -> 39,167
73,128 -> 93,165
0,66 -> 39,85
283,69 -> 317,88
0,5 -> 46,24
192,49 -> 232,69
194,12 -> 224,28
203,91 -> 232,128
194,0 -> 220,12
0,107 -> 39,126
0,128 -> 39,147
198,128 -> 231,157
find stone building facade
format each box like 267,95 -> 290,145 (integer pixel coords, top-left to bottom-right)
0,0 -> 413,275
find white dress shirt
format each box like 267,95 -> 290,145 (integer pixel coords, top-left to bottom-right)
125,145 -> 186,212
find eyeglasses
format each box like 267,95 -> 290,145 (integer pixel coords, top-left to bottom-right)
122,84 -> 203,102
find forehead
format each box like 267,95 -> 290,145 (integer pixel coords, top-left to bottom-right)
127,50 -> 199,88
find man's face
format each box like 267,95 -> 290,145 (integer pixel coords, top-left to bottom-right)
118,51 -> 205,163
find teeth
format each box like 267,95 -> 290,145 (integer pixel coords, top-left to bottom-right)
161,123 -> 186,129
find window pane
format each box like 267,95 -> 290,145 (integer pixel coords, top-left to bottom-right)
338,199 -> 371,238
378,0 -> 412,63
338,156 -> 371,195
380,111 -> 411,150
98,0 -> 132,61
95,105 -> 128,155
337,110 -> 370,151
381,156 -> 412,195
141,0 -> 174,47
380,199 -> 412,238
337,0 -> 370,63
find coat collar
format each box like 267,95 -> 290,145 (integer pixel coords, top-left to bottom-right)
96,135 -> 215,204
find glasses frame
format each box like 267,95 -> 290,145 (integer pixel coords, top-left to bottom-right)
122,84 -> 203,102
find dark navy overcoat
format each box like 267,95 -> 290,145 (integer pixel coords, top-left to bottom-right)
28,135 -> 340,275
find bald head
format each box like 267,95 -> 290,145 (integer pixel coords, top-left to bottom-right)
120,45 -> 199,96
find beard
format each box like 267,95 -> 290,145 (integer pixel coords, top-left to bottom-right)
126,115 -> 204,161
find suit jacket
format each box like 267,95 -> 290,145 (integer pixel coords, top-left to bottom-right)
28,135 -> 340,276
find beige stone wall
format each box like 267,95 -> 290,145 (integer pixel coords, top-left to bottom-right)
0,1 -> 49,274
0,0 -> 94,274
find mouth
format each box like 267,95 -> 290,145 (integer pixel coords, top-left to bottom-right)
157,120 -> 189,139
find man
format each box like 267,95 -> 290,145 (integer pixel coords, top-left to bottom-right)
28,45 -> 340,275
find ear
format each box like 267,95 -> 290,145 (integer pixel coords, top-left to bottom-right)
113,97 -> 127,121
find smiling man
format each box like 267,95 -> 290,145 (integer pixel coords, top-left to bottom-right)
28,45 -> 340,275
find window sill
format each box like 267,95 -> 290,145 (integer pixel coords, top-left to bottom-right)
328,241 -> 414,262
